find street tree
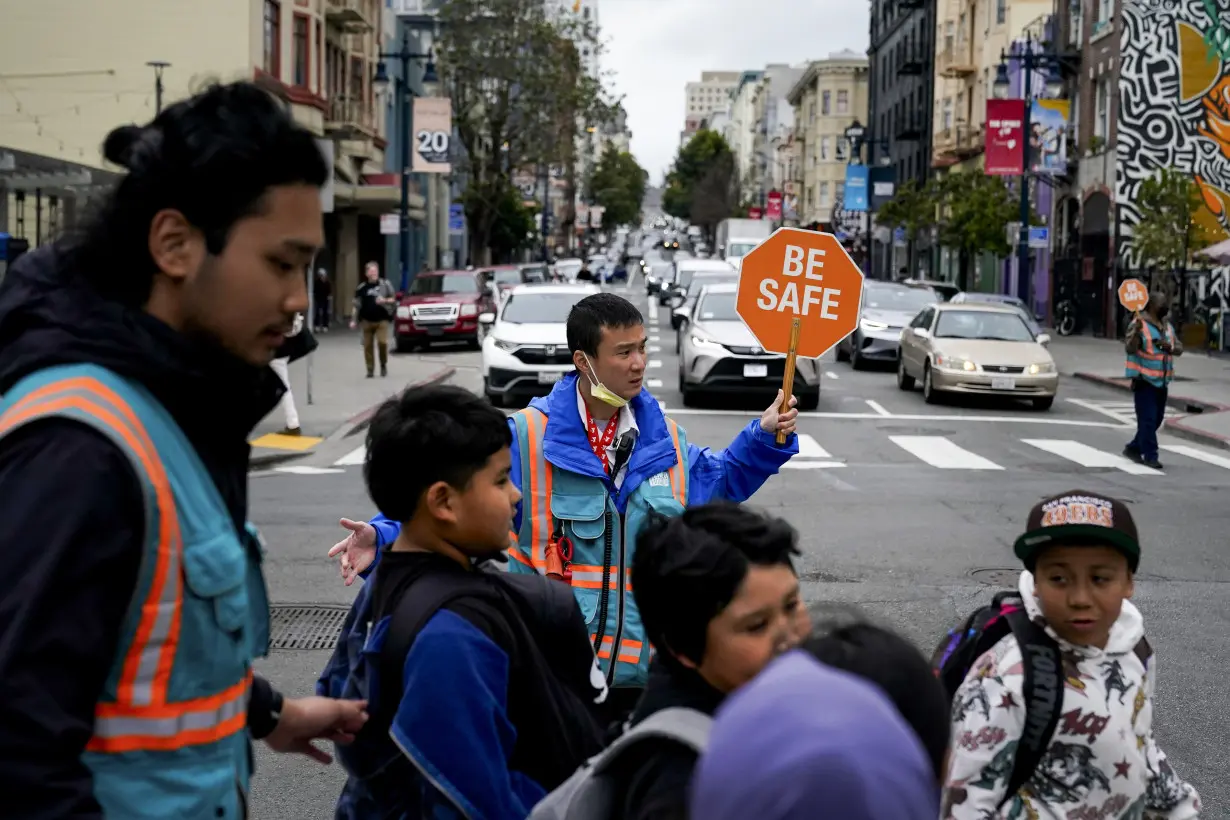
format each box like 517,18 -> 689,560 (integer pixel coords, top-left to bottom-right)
434,0 -> 613,263
461,178 -> 538,263
874,179 -> 939,252
933,172 -> 1018,291
1132,167 -> 1218,280
589,144 -> 648,227
662,129 -> 737,234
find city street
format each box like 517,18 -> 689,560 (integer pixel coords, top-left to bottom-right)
248,286 -> 1230,818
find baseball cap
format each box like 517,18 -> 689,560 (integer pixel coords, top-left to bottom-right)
1012,489 -> 1140,572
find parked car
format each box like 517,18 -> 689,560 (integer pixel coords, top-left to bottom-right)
950,291 -> 1044,338
394,269 -> 497,351
479,283 -> 601,406
896,302 -> 1057,410
835,280 -> 939,369
671,270 -> 741,345
678,283 -> 821,410
482,265 -> 528,301
660,258 -> 737,306
901,278 -> 961,301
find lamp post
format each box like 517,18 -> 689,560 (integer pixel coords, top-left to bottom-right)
146,61 -> 170,114
374,29 -> 438,293
992,37 -> 1065,306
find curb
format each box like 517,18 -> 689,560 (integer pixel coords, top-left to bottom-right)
248,366 -> 457,471
1073,372 -> 1230,452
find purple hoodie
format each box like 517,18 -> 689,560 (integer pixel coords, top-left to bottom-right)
689,651 -> 939,820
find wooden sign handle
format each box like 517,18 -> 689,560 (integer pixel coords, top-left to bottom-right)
776,317 -> 802,445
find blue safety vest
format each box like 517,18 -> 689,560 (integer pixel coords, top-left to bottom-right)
508,406 -> 690,689
0,363 -> 270,820
1125,321 -> 1175,387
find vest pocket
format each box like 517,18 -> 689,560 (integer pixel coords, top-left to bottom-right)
183,532 -> 251,636
550,492 -> 607,540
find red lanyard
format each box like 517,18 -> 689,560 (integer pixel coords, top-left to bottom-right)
584,407 -> 620,474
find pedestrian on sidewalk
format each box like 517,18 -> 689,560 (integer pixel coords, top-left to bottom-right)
0,80 -> 367,820
351,261 -> 396,378
1124,290 -> 1182,470
313,268 -> 332,331
269,311 -> 317,436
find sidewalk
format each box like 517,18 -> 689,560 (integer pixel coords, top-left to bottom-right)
1048,333 -> 1230,450
250,330 -> 455,468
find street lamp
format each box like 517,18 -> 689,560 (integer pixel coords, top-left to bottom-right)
374,30 -> 438,292
146,61 -> 170,114
993,35 -> 1073,306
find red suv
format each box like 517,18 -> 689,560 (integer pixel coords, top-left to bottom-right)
394,269 -> 496,351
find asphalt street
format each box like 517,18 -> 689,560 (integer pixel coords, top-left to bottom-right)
248,285 -> 1230,818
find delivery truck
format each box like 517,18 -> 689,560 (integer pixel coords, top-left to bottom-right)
715,218 -> 772,266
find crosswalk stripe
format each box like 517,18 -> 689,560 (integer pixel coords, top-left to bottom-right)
888,435 -> 1004,470
333,445 -> 367,467
797,434 -> 832,459
1020,439 -> 1159,475
1160,444 -> 1230,470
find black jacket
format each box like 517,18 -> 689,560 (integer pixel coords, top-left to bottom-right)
0,244 -> 288,818
618,660 -> 725,820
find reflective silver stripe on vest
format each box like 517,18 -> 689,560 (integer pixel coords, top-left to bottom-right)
93,681 -> 249,741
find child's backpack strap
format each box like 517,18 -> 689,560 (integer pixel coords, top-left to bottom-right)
1000,606 -> 1063,807
527,707 -> 712,820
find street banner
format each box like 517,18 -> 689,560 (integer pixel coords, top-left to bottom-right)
1030,99 -> 1070,174
448,203 -> 465,236
844,165 -> 870,211
985,99 -> 1026,176
749,206 -> 764,219
869,165 -> 896,209
412,97 -> 452,174
735,228 -> 864,443
766,190 -> 783,220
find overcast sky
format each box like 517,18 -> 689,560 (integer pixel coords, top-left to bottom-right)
598,0 -> 870,186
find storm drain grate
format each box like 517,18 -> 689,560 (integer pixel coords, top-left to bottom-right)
969,568 -> 1021,588
269,605 -> 349,650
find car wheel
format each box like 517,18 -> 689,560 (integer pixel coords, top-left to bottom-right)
835,341 -> 850,363
1031,396 -> 1055,411
395,336 -> 415,353
896,357 -> 915,391
850,342 -> 866,370
922,363 -> 940,404
798,391 -> 820,411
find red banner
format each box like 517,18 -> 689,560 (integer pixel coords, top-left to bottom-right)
765,191 -> 783,220
748,206 -> 764,219
984,99 -> 1025,176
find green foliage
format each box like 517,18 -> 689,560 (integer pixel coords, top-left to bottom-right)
934,172 -> 1018,260
590,145 -> 647,227
662,129 -> 737,227
874,179 -> 938,242
1132,167 -> 1216,269
462,177 -> 536,263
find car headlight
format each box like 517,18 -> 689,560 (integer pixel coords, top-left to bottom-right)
396,306 -> 411,319
460,304 -> 478,317
860,319 -> 889,331
935,353 -> 977,372
1028,361 -> 1056,375
689,333 -> 724,350
491,338 -> 519,352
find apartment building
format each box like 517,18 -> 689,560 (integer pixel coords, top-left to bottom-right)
729,70 -> 764,193
0,0 -> 398,312
746,64 -> 806,206
786,52 -> 870,227
682,70 -> 740,144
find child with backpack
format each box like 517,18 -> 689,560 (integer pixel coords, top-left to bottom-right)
938,490 -> 1201,818
316,385 -> 607,819
529,502 -> 810,820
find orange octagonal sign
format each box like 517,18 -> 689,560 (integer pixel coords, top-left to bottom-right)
1118,278 -> 1148,312
736,227 -> 865,359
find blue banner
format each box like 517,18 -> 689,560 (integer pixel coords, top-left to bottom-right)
448,203 -> 465,235
844,165 -> 870,212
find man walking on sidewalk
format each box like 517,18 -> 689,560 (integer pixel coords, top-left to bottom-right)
351,261 -> 396,378
269,311 -> 317,436
1124,289 -> 1182,470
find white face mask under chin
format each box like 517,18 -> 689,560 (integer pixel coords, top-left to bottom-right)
580,353 -> 629,409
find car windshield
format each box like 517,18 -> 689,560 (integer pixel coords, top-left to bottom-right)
935,310 -> 1035,341
650,263 -> 673,278
727,241 -> 759,257
864,285 -> 936,312
688,274 -> 738,299
492,269 -> 522,286
695,292 -> 739,321
500,292 -> 585,324
410,273 -> 478,295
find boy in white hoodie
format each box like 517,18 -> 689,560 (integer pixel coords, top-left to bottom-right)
942,490 -> 1201,819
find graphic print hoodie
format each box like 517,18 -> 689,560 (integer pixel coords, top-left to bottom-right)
942,571 -> 1201,819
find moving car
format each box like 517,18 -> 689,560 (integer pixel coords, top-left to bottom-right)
479,283 -> 601,407
659,258 -> 737,306
671,270 -> 740,341
678,283 -> 822,410
394,269 -> 496,351
950,291 -> 1044,337
835,280 -> 939,369
645,261 -> 674,296
896,302 -> 1057,410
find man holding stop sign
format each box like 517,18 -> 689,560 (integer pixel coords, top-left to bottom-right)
1119,279 -> 1182,470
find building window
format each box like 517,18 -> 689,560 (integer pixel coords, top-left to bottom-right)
315,21 -> 322,91
836,90 -> 849,114
819,136 -> 830,160
959,11 -> 967,40
996,0 -> 1006,25
835,137 -> 847,161
835,182 -> 845,205
944,21 -> 955,53
263,0 -> 281,78
820,181 -> 830,205
1071,84 -> 1081,141
1097,0 -> 1111,23
942,97 -> 953,129
1095,77 -> 1109,141
292,14 -> 309,87
822,90 -> 831,115
808,101 -> 815,124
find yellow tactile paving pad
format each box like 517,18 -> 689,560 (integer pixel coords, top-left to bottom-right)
249,433 -> 324,451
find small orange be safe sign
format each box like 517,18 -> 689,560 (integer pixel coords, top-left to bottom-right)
1118,278 -> 1148,312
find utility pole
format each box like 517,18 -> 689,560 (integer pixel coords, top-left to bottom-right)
146,61 -> 170,114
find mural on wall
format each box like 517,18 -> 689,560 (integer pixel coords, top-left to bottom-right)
1119,0 -> 1230,337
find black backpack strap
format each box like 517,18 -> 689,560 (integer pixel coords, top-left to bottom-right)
1000,609 -> 1063,806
